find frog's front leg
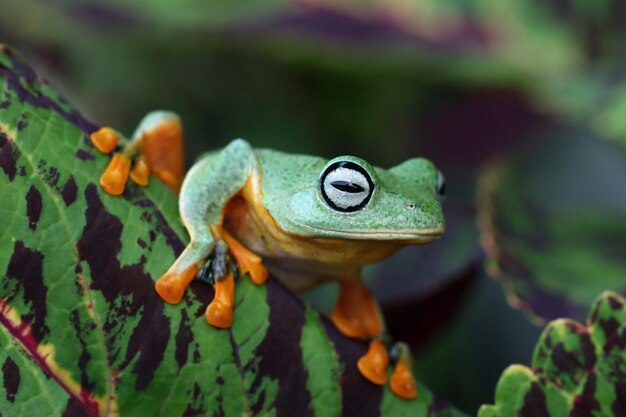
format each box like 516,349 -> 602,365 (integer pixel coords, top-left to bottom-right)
91,111 -> 185,195
332,278 -> 418,399
155,139 -> 267,328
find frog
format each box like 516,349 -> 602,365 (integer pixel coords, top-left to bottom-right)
90,111 -> 446,400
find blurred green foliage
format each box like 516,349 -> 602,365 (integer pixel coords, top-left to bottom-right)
1,0 -> 625,414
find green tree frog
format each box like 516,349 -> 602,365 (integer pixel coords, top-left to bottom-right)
90,111 -> 446,400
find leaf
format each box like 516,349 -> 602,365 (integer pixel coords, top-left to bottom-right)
0,46 -> 467,417
477,130 -> 626,324
5,0 -> 614,75
479,291 -> 626,417
533,71 -> 626,150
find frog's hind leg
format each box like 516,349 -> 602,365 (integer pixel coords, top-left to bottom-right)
332,278 -> 418,399
202,224 -> 268,328
156,139 -> 265,328
91,111 -> 184,195
332,279 -> 388,384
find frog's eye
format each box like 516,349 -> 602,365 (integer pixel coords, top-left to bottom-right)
320,161 -> 374,212
436,170 -> 446,198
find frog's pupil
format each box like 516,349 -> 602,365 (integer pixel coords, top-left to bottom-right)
331,181 -> 364,193
438,182 -> 446,196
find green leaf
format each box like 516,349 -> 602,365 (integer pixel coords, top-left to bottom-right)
479,291 -> 626,417
477,130 -> 626,324
533,72 -> 626,150
0,45 -> 466,417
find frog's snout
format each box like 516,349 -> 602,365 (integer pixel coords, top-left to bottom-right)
401,200 -> 445,238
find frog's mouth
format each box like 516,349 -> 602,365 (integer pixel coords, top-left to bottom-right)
291,225 -> 445,244
274,215 -> 444,243
319,228 -> 443,242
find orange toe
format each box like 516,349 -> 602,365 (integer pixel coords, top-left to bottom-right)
220,228 -> 268,285
91,127 -> 120,154
100,154 -> 131,195
205,272 -> 235,329
357,340 -> 389,385
155,265 -> 198,304
130,157 -> 150,186
331,280 -> 382,339
245,260 -> 268,285
205,300 -> 233,329
331,315 -> 367,339
390,359 -> 418,399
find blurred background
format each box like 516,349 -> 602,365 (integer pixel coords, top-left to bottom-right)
2,1 -> 625,414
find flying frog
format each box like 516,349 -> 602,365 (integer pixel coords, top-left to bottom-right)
90,111 -> 446,400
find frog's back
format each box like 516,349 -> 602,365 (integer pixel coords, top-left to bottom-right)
254,148 -> 327,205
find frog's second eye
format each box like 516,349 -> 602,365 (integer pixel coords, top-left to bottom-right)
436,170 -> 446,198
320,161 -> 374,212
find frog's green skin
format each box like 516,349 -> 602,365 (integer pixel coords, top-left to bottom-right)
177,139 -> 445,292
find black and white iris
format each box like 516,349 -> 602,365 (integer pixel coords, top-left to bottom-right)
320,161 -> 374,212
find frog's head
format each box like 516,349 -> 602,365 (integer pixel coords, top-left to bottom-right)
285,155 -> 445,243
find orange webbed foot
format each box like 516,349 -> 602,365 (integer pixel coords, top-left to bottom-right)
357,340 -> 389,386
93,114 -> 185,196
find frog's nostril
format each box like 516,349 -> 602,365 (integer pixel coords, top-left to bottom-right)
405,203 -> 416,210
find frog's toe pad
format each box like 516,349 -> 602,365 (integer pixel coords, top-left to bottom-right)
331,314 -> 367,339
205,300 -> 233,329
155,269 -> 195,304
245,260 -> 268,285
130,157 -> 150,186
91,127 -> 120,154
100,154 -> 131,195
357,340 -> 389,386
390,360 -> 418,399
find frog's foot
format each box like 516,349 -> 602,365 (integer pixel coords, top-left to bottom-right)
91,127 -> 120,154
205,271 -> 235,328
358,339 -> 389,385
359,339 -> 419,398
155,236 -> 212,304
193,238 -> 237,328
89,127 -> 127,195
331,279 -> 382,339
155,264 -> 200,304
135,112 -> 185,193
91,111 -> 185,196
211,225 -> 268,285
389,342 -> 418,399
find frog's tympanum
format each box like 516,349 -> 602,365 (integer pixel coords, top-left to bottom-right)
91,111 -> 446,400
